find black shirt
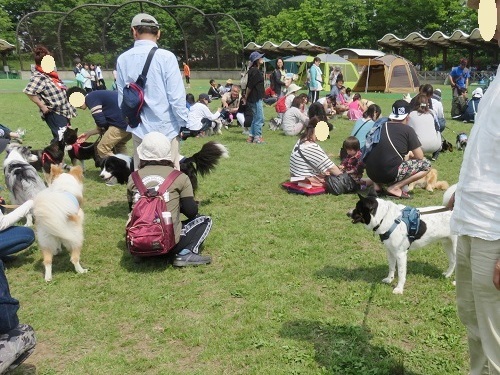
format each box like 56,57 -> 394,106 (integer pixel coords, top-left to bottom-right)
246,66 -> 265,103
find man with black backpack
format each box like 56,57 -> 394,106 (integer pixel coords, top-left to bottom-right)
116,13 -> 188,171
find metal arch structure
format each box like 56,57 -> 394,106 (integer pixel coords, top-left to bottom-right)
15,10 -> 67,70
15,1 -> 245,71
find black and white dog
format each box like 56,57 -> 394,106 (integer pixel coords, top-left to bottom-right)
99,141 -> 229,191
456,132 -> 468,151
347,192 -> 457,294
3,146 -> 46,226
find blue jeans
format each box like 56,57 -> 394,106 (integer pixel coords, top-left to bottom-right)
0,227 -> 35,258
249,100 -> 264,138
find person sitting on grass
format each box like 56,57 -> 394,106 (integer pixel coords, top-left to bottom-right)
339,136 -> 372,188
208,79 -> 222,99
347,93 -> 365,120
350,104 -> 381,148
127,132 -> 212,267
451,87 -> 468,120
364,100 -> 431,199
282,96 -> 309,136
181,94 -> 221,139
289,116 -> 342,187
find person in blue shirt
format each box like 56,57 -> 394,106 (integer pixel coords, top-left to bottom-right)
449,58 -> 471,97
67,87 -> 132,159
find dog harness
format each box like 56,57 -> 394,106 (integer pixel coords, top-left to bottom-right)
379,206 -> 421,244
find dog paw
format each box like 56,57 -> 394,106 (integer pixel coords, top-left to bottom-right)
44,276 -> 52,282
392,287 -> 404,294
382,277 -> 394,284
77,268 -> 88,274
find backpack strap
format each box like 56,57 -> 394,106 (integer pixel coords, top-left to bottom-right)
157,170 -> 183,196
136,47 -> 158,87
131,171 -> 148,196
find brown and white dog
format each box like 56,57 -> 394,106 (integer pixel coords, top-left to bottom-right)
408,168 -> 449,192
33,165 -> 86,281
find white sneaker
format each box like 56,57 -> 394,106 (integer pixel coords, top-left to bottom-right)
242,130 -> 249,135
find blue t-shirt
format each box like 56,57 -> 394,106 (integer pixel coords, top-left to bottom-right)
85,90 -> 127,130
449,66 -> 470,89
350,118 -> 374,148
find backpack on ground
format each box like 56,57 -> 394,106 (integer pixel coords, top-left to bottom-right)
275,95 -> 287,113
121,47 -> 158,128
126,169 -> 182,257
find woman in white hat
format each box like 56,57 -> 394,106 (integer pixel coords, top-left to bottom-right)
127,132 -> 212,266
462,87 -> 483,123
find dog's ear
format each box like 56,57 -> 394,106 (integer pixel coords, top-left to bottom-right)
48,164 -> 63,184
69,165 -> 84,183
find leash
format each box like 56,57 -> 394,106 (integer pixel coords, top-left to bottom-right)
0,204 -> 20,209
420,207 -> 451,215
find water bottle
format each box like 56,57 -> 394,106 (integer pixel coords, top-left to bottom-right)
162,212 -> 172,224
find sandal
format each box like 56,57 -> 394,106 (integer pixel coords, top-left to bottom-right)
386,191 -> 412,200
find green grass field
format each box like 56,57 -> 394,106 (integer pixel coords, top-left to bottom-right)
0,78 -> 471,374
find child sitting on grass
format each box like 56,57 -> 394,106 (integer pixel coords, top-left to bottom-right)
340,136 -> 372,188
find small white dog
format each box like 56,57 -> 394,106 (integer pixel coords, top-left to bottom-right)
348,192 -> 457,294
33,165 -> 87,281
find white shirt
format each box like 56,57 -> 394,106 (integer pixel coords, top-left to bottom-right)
451,65 -> 500,240
116,39 -> 188,140
187,102 -> 221,131
0,200 -> 33,232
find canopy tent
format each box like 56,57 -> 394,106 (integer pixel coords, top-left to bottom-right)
244,40 -> 328,58
285,54 -> 359,91
352,54 -> 420,93
0,39 -> 16,75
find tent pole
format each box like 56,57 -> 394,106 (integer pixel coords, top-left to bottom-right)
365,58 -> 371,93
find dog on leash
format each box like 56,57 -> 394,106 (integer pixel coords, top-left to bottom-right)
408,168 -> 450,192
63,127 -> 100,168
33,165 -> 86,282
347,191 -> 457,294
456,133 -> 468,151
100,141 -> 228,192
3,146 -> 46,226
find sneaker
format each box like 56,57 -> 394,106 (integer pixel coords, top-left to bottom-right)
246,136 -> 254,143
173,251 -> 211,267
242,129 -> 250,135
253,136 -> 265,144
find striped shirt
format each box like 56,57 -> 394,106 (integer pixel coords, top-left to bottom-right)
23,71 -> 76,119
290,140 -> 335,179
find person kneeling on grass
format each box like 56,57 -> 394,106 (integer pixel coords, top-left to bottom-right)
364,100 -> 431,199
127,132 -> 212,266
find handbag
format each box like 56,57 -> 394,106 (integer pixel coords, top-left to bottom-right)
325,172 -> 360,195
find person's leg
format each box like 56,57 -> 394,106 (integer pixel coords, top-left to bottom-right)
44,112 -> 69,141
96,127 -> 131,158
469,237 -> 500,374
172,215 -> 212,266
0,227 -> 35,259
0,324 -> 36,373
252,100 -> 264,141
248,101 -> 257,140
456,236 -> 491,375
387,159 -> 431,197
132,133 -> 142,171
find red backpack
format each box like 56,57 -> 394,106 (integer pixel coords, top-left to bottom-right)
275,95 -> 287,113
126,170 -> 182,257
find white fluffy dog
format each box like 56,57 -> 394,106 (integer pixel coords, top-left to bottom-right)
348,192 -> 457,294
33,165 -> 86,282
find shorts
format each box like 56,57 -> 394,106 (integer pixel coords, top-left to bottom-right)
395,159 -> 431,182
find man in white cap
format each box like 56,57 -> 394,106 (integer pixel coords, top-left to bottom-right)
127,132 -> 212,266
116,13 -> 188,171
449,1 -> 500,373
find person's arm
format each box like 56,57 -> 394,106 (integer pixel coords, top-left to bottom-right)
0,200 -> 33,231
77,127 -> 101,143
179,196 -> 198,219
410,146 -> 424,160
25,94 -> 50,116
326,164 -> 342,176
448,73 -> 455,87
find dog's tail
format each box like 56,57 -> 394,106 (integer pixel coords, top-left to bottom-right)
180,141 -> 228,191
434,181 -> 450,190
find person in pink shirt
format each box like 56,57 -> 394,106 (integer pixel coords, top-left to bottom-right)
347,93 -> 364,120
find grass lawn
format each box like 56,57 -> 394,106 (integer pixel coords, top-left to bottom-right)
0,78 -> 471,374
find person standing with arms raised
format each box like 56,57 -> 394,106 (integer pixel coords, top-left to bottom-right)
116,13 -> 187,170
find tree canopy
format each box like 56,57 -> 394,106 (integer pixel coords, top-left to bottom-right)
0,0 -> 480,69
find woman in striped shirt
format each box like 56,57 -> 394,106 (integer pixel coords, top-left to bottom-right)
289,116 -> 342,187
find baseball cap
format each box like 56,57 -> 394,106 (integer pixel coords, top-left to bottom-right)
249,51 -> 264,64
389,100 -> 411,120
472,87 -> 483,98
0,139 -> 9,154
137,132 -> 171,161
199,93 -> 211,102
131,13 -> 160,28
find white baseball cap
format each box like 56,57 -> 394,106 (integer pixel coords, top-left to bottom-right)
131,13 -> 160,28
